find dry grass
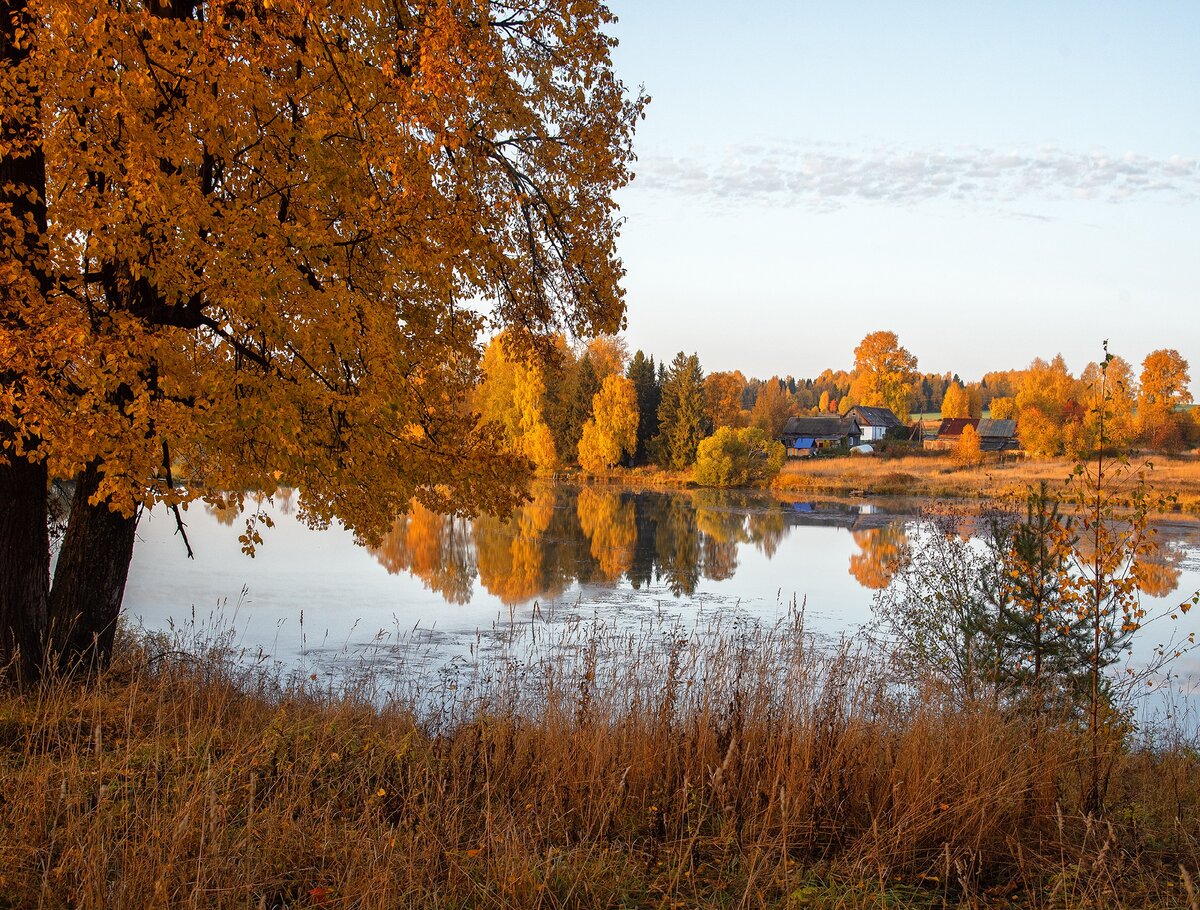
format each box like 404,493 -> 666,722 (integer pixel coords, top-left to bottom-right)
2,616 -> 1199,909
774,452 -> 1200,513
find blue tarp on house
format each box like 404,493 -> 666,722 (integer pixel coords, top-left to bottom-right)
795,437 -> 815,449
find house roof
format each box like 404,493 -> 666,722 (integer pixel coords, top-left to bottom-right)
847,405 -> 904,428
934,417 -> 980,438
781,416 -> 861,440
976,418 -> 1017,438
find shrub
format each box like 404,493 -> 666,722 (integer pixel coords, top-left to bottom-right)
693,426 -> 784,487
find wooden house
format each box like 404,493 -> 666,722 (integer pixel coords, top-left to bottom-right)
846,405 -> 905,442
780,416 -> 862,457
923,417 -> 980,451
976,418 -> 1018,452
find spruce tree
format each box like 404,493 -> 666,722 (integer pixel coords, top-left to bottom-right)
626,350 -> 661,465
654,352 -> 705,470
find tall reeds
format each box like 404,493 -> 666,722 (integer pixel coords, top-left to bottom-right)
2,610 -> 1197,909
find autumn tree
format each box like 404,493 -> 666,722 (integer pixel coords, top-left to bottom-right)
940,382 -> 970,418
966,383 -> 985,419
849,331 -> 919,421
702,370 -> 748,430
0,0 -> 643,676
749,377 -> 795,437
0,0 -> 51,678
1138,349 -> 1192,450
557,355 -> 601,463
654,352 -> 705,470
953,424 -> 983,468
989,397 -> 1017,420
585,335 -> 628,381
577,374 -> 638,474
1015,356 -> 1080,458
477,334 -> 560,473
1081,354 -> 1136,452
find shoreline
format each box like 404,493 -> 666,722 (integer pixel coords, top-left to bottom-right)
560,452 -> 1200,516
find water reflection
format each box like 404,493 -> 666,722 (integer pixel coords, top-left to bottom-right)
370,486 -> 918,606
848,525 -> 908,590
375,503 -> 476,605
1137,543 -> 1186,599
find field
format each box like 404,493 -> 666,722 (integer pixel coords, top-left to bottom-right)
773,452 -> 1200,513
2,618 -> 1199,909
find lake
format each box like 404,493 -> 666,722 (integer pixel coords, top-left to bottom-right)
122,484 -> 1200,696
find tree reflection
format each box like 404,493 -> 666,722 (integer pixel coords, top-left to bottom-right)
205,494 -> 241,527
654,496 -> 702,595
360,488 -> 1194,614
848,524 -> 908,590
475,487 -> 563,605
694,491 -> 747,582
372,502 -> 475,604
747,510 -> 787,558
1135,543 -> 1185,598
576,487 -> 636,580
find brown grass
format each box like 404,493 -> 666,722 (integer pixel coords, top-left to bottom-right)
774,453 -> 1200,513
1,617 -> 1199,909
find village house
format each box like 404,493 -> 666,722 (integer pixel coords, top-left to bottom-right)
779,415 -> 862,457
976,418 -> 1019,451
923,417 -> 979,451
845,405 -> 905,442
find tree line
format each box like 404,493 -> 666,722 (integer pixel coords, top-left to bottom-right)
476,329 -> 1197,473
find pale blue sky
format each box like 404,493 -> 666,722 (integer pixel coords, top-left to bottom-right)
607,1 -> 1200,386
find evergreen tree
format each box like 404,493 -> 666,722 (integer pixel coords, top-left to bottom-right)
557,356 -> 600,464
626,350 -> 661,465
654,352 -> 705,470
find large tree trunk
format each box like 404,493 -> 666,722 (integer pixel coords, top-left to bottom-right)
1,0 -> 52,682
47,463 -> 139,674
0,453 -> 48,681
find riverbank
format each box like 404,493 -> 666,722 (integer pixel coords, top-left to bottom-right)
568,452 -> 1200,514
3,625 -> 1198,909
772,452 -> 1200,512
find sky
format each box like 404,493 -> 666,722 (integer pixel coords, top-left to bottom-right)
605,1 -> 1200,387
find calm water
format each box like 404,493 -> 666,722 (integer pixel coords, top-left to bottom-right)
122,484 -> 1200,689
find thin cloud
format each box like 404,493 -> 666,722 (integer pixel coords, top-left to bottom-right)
632,142 -> 1200,210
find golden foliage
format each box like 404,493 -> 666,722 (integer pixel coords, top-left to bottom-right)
1138,349 -> 1192,449
577,374 -> 638,474
940,382 -> 970,419
372,501 -> 475,604
953,424 -> 983,468
749,378 -> 795,437
475,487 -> 559,605
1,0 -> 643,539
989,397 -> 1017,420
1080,354 -> 1137,451
1015,356 -> 1079,458
693,426 -> 785,487
849,331 -> 919,422
584,335 -> 629,381
477,334 -> 560,474
702,370 -> 748,429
